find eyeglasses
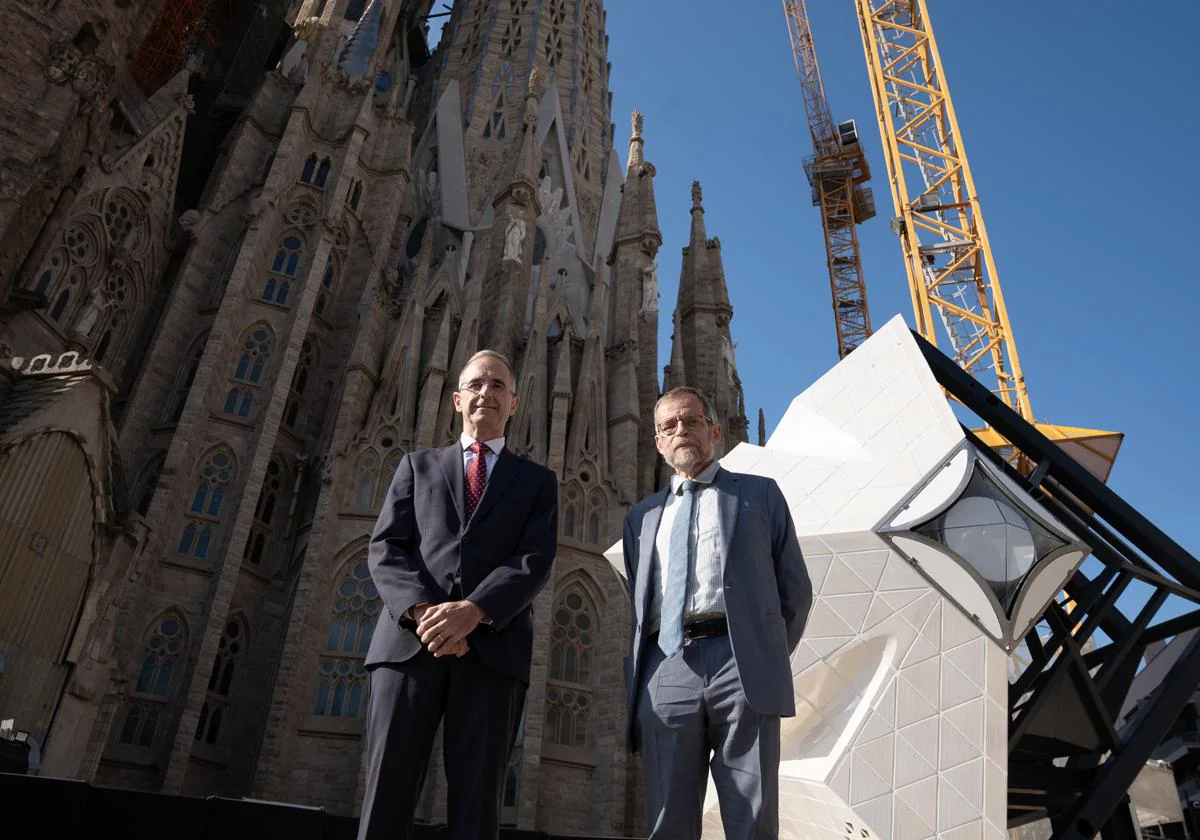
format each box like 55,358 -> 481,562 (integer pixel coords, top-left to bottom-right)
458,378 -> 511,396
656,414 -> 710,436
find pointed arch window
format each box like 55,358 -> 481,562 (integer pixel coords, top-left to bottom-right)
562,483 -> 581,539
244,457 -> 285,567
164,332 -> 207,424
315,158 -> 332,188
224,327 -> 273,419
545,584 -> 597,752
300,154 -> 317,183
343,0 -> 365,22
353,450 -> 380,513
284,338 -> 316,431
348,181 -> 363,211
195,617 -> 246,746
118,612 -> 186,747
313,559 -> 379,718
32,251 -> 65,296
178,449 -> 235,560
315,257 -> 338,318
133,452 -> 166,517
262,236 -> 302,306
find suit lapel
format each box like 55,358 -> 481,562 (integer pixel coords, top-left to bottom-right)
439,443 -> 466,524
714,467 -> 739,574
466,447 -> 521,526
635,488 -> 670,624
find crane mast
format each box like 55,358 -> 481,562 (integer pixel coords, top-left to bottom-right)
853,0 -> 1122,478
783,0 -> 876,359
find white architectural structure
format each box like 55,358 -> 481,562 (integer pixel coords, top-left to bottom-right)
609,316 -> 1092,840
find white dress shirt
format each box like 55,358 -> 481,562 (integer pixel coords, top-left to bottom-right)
460,433 -> 505,478
649,460 -> 725,629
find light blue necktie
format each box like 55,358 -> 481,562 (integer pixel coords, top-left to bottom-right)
658,480 -> 697,656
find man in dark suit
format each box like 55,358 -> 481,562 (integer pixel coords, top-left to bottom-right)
623,386 -> 811,840
359,349 -> 558,840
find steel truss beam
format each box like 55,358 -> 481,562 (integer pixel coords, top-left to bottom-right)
913,331 -> 1200,840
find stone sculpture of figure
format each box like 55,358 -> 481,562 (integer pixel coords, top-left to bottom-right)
632,110 -> 644,138
504,216 -> 526,263
72,286 -> 109,336
640,260 -> 659,315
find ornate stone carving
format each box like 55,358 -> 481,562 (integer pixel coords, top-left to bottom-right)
45,42 -> 81,83
179,210 -> 202,239
640,260 -> 659,316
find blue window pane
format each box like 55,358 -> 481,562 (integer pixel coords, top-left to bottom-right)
36,271 -> 52,295
51,289 -> 70,321
284,236 -> 302,250
208,488 -> 224,517
343,616 -> 359,653
235,352 -> 249,380
301,156 -> 315,182
285,252 -> 299,276
331,681 -> 346,716
277,282 -> 290,306
263,277 -> 276,300
179,523 -> 196,553
250,357 -> 264,383
191,486 -> 207,514
313,677 -> 330,715
359,619 -> 374,653
316,160 -> 331,188
154,658 -> 174,696
136,657 -> 156,693
224,388 -> 238,413
348,681 -> 363,718
238,391 -> 253,417
327,618 -> 342,651
195,527 -> 211,559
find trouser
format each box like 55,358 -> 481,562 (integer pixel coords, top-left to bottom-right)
637,634 -> 781,840
357,649 -> 526,840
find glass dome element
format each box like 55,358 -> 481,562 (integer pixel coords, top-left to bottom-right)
914,466 -> 1067,612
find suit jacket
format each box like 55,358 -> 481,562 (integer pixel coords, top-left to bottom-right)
366,443 -> 558,685
622,466 -> 811,749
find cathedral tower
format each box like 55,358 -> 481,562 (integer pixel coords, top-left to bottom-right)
0,1 -> 746,836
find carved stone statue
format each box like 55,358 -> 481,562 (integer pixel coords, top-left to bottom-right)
632,110 -> 644,138
691,180 -> 703,206
72,286 -> 110,336
640,260 -> 659,315
503,215 -> 526,263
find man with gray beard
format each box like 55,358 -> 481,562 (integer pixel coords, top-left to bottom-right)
622,386 -> 812,839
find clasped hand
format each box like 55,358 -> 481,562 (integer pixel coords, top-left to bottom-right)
414,600 -> 486,658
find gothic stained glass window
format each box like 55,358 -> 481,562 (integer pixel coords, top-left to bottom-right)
224,327 -> 273,420
178,450 -> 234,560
544,585 -> 597,750
263,236 -> 302,306
313,560 -> 379,718
119,612 -> 186,747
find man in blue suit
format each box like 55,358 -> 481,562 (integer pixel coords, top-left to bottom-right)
623,386 -> 811,840
359,349 -> 558,840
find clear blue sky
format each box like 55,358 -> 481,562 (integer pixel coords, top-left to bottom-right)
598,1 -> 1200,571
427,2 -> 1200,571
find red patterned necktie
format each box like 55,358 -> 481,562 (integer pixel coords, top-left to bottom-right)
465,441 -> 491,520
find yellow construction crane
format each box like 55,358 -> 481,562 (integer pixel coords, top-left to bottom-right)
850,0 -> 1123,480
783,0 -> 876,359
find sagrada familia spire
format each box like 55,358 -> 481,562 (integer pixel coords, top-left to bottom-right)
0,0 -> 748,834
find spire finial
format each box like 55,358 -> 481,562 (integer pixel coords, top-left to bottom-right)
691,180 -> 703,210
628,110 -> 645,166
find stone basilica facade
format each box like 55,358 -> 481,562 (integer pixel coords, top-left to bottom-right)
0,0 -> 749,834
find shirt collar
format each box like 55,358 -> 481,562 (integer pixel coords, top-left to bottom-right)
670,460 -> 720,494
460,432 -> 506,454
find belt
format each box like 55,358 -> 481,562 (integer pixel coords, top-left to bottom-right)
682,616 -> 728,642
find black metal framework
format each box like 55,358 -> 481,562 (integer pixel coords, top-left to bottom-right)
912,331 -> 1200,840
